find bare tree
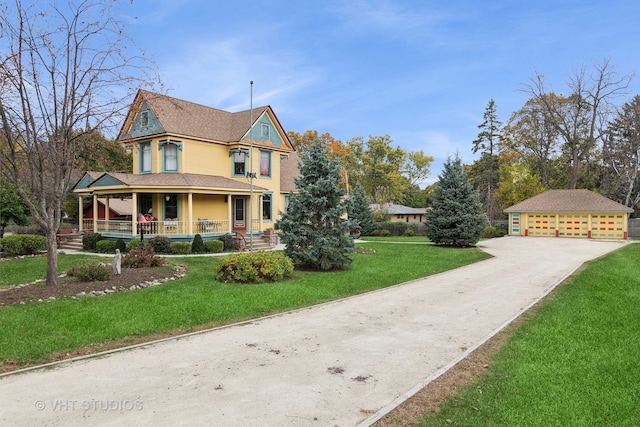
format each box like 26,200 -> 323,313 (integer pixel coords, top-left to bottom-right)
522,59 -> 632,189
0,0 -> 158,286
601,95 -> 640,211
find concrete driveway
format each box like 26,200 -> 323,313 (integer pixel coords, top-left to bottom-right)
0,237 -> 627,426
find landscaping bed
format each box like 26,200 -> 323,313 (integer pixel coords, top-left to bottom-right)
0,265 -> 184,306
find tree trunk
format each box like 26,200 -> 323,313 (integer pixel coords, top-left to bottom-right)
46,227 -> 59,286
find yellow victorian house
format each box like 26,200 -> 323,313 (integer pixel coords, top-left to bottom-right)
74,90 -> 299,242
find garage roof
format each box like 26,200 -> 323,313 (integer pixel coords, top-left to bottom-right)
504,189 -> 634,213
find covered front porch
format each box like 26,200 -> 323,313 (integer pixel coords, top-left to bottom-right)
74,172 -> 272,241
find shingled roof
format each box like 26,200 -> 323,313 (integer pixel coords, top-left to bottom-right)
118,90 -> 270,143
504,189 -> 634,213
87,172 -> 267,192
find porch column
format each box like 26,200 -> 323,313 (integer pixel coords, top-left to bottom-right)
105,197 -> 110,220
131,192 -> 138,233
78,196 -> 84,232
258,194 -> 263,232
228,195 -> 233,233
92,194 -> 98,233
187,192 -> 193,235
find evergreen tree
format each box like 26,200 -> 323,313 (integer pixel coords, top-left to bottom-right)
425,156 -> 487,247
347,182 -> 375,235
472,99 -> 503,224
276,140 -> 354,270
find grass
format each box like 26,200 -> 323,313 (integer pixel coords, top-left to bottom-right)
0,254 -> 106,288
359,236 -> 430,243
0,242 -> 489,370
419,243 -> 640,426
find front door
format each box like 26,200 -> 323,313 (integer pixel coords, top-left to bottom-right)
232,197 -> 246,232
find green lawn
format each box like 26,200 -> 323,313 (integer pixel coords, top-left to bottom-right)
0,243 -> 489,370
419,242 -> 640,426
0,254 -> 105,288
359,236 -> 430,243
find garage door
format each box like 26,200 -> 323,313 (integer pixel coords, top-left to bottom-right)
526,213 -> 555,237
558,214 -> 588,238
591,214 -> 625,239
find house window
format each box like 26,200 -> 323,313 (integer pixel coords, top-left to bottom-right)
262,193 -> 272,220
260,150 -> 271,177
140,141 -> 151,173
164,143 -> 178,172
141,111 -> 149,128
261,123 -> 270,140
164,194 -> 178,220
284,194 -> 290,212
233,151 -> 246,176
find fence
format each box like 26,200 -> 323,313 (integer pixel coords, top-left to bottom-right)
628,218 -> 640,238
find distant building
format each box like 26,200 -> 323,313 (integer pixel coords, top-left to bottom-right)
370,203 -> 427,223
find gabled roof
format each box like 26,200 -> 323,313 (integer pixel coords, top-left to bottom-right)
85,198 -> 133,216
370,203 -> 427,215
280,152 -> 301,193
504,189 -> 634,213
117,90 -> 292,151
75,172 -> 267,192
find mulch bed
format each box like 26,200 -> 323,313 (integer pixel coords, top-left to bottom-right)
0,265 -> 184,306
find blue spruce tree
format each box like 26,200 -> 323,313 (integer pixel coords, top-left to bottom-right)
276,140 -> 354,270
425,156 -> 487,246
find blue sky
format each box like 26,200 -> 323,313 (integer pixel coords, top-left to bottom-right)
124,0 -> 640,185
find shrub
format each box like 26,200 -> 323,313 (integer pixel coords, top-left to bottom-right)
148,236 -> 172,254
191,233 -> 205,253
2,234 -> 47,255
380,229 -> 391,237
95,240 -> 116,253
115,238 -> 127,253
127,237 -> 142,251
216,251 -> 294,283
219,233 -> 234,251
404,228 -> 415,237
66,264 -> 110,282
482,226 -> 498,239
82,233 -> 103,251
171,242 -> 192,255
122,244 -> 165,268
0,239 -> 3,253
204,239 -> 224,253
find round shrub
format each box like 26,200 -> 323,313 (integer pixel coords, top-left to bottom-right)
82,233 -> 103,250
115,238 -> 127,253
122,245 -> 165,268
482,226 -> 498,239
191,233 -> 205,253
95,239 -> 116,254
218,233 -> 234,251
148,236 -> 172,254
66,264 -> 110,282
380,229 -> 391,237
216,251 -> 294,283
127,237 -> 142,251
204,239 -> 224,253
404,228 -> 415,237
2,234 -> 47,255
171,242 -> 192,255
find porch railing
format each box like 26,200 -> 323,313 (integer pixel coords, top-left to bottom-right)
89,219 -> 231,237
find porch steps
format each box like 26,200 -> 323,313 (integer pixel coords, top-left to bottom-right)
241,235 -> 273,251
57,233 -> 83,251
